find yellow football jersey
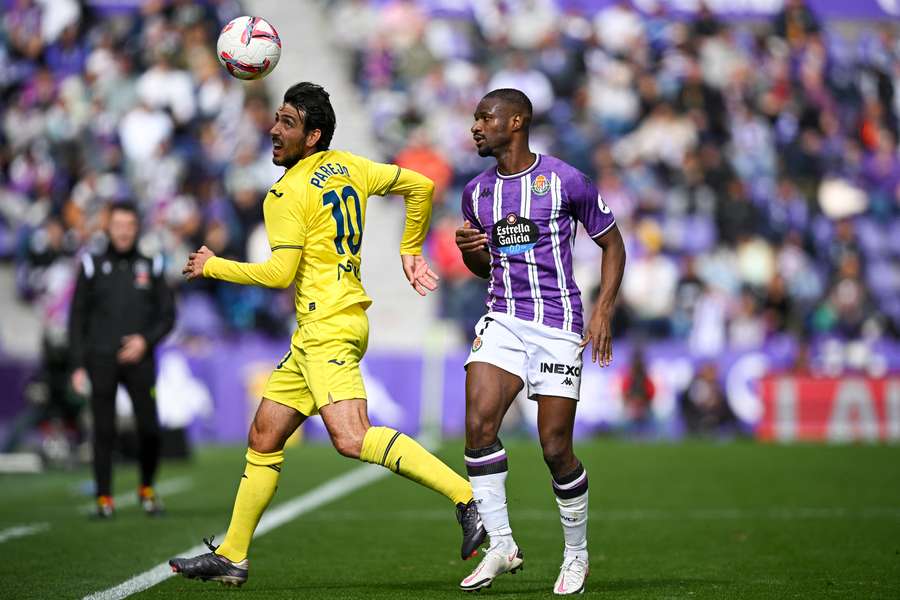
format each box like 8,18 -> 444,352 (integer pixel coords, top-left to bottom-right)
203,149 -> 433,324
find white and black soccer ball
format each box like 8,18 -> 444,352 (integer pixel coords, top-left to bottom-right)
216,16 -> 281,80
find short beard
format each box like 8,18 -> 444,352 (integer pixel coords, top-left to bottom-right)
273,151 -> 301,169
476,145 -> 493,158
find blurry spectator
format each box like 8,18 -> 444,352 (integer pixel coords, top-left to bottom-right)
488,53 -> 555,116
394,129 -> 453,205
621,349 -> 655,426
728,287 -> 766,350
136,51 -> 197,125
6,0 -> 900,356
679,363 -> 737,436
772,0 -> 820,46
621,220 -> 677,337
763,274 -> 793,334
594,1 -> 644,55
672,257 -> 703,338
715,180 -> 760,246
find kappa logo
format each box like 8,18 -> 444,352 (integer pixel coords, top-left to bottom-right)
531,174 -> 551,195
563,377 -> 574,386
472,336 -> 483,352
597,192 -> 611,214
269,188 -> 284,198
479,187 -> 493,199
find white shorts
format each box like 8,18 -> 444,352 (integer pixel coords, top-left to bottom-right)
465,312 -> 584,401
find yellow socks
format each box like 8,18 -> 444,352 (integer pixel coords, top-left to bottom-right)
360,426 -> 472,506
216,448 -> 284,562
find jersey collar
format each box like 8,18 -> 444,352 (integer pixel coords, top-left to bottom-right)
496,154 -> 541,180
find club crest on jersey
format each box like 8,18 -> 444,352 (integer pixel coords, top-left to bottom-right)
492,213 -> 539,256
472,336 -> 483,352
531,174 -> 551,195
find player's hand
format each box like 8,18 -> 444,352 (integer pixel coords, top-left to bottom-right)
401,254 -> 440,296
71,367 -> 89,395
183,245 -> 216,280
455,221 -> 488,254
118,334 -> 148,364
580,308 -> 613,367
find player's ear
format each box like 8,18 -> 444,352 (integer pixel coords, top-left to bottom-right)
304,128 -> 322,151
510,113 -> 523,132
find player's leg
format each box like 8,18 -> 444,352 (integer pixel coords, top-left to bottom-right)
536,395 -> 589,594
121,357 -> 162,514
170,398 -> 303,585
459,361 -> 526,591
319,397 -> 471,504
213,398 -> 305,564
86,358 -> 118,518
318,397 -> 484,559
464,361 -> 522,549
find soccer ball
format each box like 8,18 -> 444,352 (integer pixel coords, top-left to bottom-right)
216,16 -> 281,80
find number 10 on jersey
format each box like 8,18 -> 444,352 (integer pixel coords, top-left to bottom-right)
322,185 -> 363,255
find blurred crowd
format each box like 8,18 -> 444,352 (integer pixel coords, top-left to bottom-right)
1,0 -> 296,352
3,0 -> 900,363
334,0 -> 900,356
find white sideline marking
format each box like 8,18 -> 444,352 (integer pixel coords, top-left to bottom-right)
82,463 -> 391,600
0,522 -> 50,544
78,476 -> 195,513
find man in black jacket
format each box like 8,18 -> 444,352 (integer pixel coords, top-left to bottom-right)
69,202 -> 175,518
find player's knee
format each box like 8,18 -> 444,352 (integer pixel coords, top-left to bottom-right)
248,422 -> 284,454
465,415 -> 500,449
540,436 -> 573,472
331,431 -> 363,459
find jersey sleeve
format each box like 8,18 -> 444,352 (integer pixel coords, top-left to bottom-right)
202,184 -> 306,288
366,160 -> 403,197
567,171 -> 615,239
461,180 -> 485,233
264,181 -> 308,251
364,158 -> 433,255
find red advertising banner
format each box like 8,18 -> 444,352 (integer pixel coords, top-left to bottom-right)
758,376 -> 900,442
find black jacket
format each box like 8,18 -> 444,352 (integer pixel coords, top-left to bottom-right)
69,247 -> 175,368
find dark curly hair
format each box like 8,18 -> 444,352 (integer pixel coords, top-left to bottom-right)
283,82 -> 336,151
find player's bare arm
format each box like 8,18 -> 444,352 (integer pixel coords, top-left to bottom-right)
580,224 -> 626,367
455,220 -> 491,279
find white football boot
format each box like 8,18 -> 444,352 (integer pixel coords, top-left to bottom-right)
553,554 -> 589,594
459,544 -> 524,592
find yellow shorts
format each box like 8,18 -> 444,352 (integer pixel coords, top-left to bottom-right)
263,303 -> 369,416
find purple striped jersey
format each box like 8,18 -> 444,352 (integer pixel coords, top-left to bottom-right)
462,154 -> 615,334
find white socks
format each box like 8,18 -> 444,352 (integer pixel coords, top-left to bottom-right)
465,440 -> 514,550
552,462 -> 589,558
467,442 -> 590,558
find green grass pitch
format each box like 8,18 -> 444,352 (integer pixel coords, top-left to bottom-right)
1,440 -> 898,599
